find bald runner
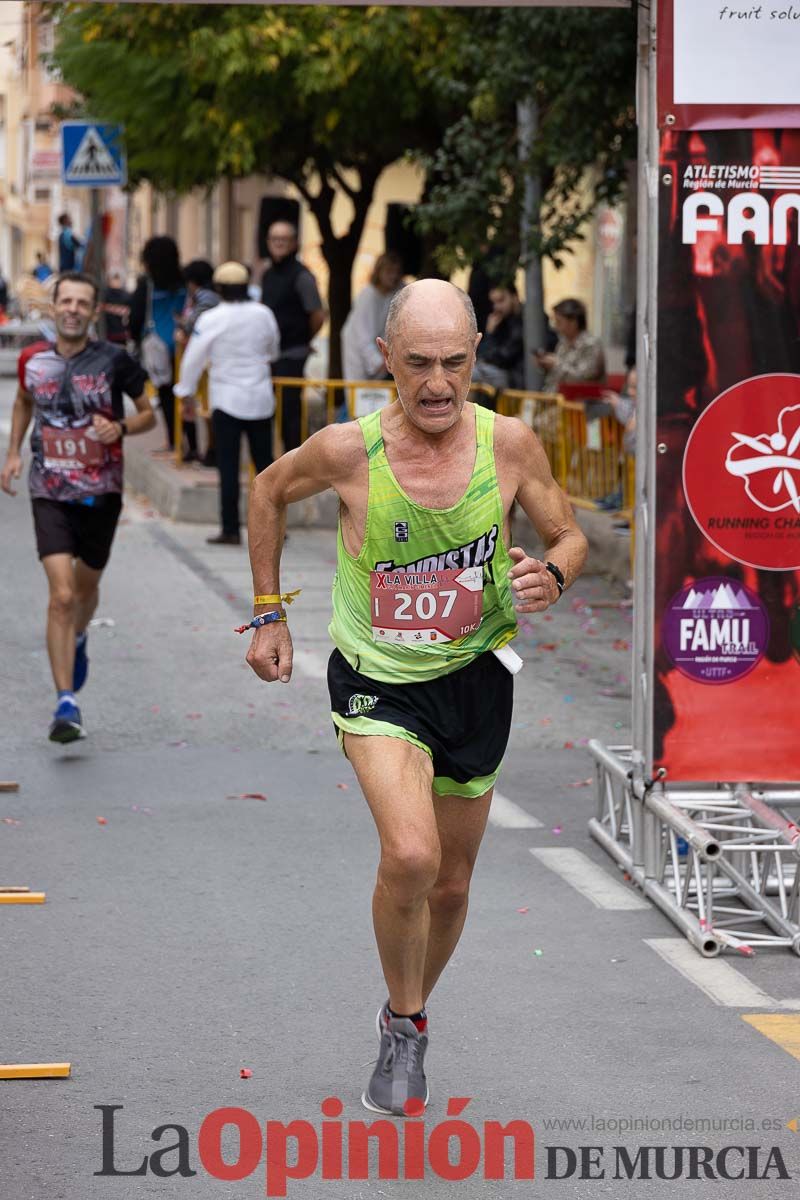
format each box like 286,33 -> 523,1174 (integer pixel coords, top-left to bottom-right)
245,279 -> 587,1115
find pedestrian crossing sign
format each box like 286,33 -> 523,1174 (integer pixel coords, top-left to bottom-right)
61,122 -> 126,188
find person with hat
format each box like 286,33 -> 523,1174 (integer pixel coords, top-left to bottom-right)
174,262 -> 281,545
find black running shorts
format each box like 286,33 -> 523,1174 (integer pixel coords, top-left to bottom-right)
31,495 -> 123,571
328,646 -> 514,798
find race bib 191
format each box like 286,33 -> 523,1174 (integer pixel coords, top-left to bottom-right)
370,565 -> 484,644
41,423 -> 106,472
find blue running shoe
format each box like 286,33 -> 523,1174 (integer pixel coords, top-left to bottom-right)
73,632 -> 89,692
48,697 -> 86,744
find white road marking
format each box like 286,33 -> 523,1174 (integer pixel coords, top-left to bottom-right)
530,847 -> 649,910
489,792 -> 543,829
646,939 -> 800,1009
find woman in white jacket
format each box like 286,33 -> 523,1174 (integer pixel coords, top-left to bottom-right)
342,253 -> 404,381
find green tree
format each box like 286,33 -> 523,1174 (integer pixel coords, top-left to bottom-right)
51,2 -> 468,375
415,5 -> 638,283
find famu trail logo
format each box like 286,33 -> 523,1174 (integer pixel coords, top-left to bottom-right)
347,694 -> 378,716
376,524 -> 498,574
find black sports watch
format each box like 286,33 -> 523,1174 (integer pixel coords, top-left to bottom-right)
545,560 -> 565,599
117,419 -> 128,439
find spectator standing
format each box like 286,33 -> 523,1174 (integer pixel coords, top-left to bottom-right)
57,213 -> 83,272
535,298 -> 605,392
174,262 -> 280,546
0,267 -> 9,313
260,221 -> 325,451
471,283 -> 525,391
100,271 -> 131,346
342,252 -> 404,381
177,260 -> 220,339
128,236 -> 186,452
175,259 -> 222,464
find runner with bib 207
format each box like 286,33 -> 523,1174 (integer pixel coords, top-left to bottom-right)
245,279 -> 587,1115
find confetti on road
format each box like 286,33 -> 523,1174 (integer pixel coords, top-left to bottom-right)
517,907 -> 529,914
186,713 -> 203,720
337,783 -> 349,791
533,948 -> 544,957
150,705 -> 160,714
563,741 -> 574,749
2,817 -> 21,826
96,816 -> 107,826
568,778 -> 593,788
612,639 -> 630,651
552,826 -> 563,834
240,1068 -> 252,1079
168,740 -> 188,749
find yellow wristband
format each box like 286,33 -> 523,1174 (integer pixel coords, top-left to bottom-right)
253,589 -> 301,606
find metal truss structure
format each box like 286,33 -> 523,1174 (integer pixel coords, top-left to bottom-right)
586,7 -> 800,960
589,742 -> 800,958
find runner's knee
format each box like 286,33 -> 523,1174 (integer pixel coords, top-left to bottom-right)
48,585 -> 75,618
378,842 -> 441,904
428,874 -> 471,916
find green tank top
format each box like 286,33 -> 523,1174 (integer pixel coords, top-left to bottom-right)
329,404 -> 518,684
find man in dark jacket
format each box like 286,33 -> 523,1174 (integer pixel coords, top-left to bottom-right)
472,283 -> 525,391
260,221 -> 325,452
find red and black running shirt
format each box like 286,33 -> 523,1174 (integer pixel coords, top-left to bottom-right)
20,340 -> 147,503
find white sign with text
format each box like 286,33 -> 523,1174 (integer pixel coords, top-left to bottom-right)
674,0 -> 800,106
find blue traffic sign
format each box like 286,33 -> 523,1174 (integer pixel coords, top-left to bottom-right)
61,122 -> 126,188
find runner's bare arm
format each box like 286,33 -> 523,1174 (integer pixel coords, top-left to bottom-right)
246,424 -> 364,684
1,387 -> 34,496
496,416 -> 588,613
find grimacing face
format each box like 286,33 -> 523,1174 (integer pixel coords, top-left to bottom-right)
378,307 -> 479,435
54,281 -> 97,342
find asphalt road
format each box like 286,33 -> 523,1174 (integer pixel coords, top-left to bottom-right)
1,380 -> 799,1199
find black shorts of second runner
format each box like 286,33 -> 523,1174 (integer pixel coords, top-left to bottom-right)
328,647 -> 514,798
32,494 -> 123,571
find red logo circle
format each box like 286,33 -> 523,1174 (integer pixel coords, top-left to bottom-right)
683,373 -> 800,571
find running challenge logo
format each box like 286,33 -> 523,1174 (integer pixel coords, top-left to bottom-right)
95,1103 -> 793,1194
683,375 -> 800,570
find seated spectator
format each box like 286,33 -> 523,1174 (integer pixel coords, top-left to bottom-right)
595,367 -> 637,511
535,297 -> 605,393
33,253 -> 53,283
342,252 -> 404,381
471,283 -> 525,391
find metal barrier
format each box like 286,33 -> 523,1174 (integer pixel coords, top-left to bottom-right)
589,744 -> 800,956
172,375 -> 634,519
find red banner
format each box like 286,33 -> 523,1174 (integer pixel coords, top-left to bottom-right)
654,128 -> 800,781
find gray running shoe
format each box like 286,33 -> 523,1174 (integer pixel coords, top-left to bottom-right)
362,1015 -> 429,1116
